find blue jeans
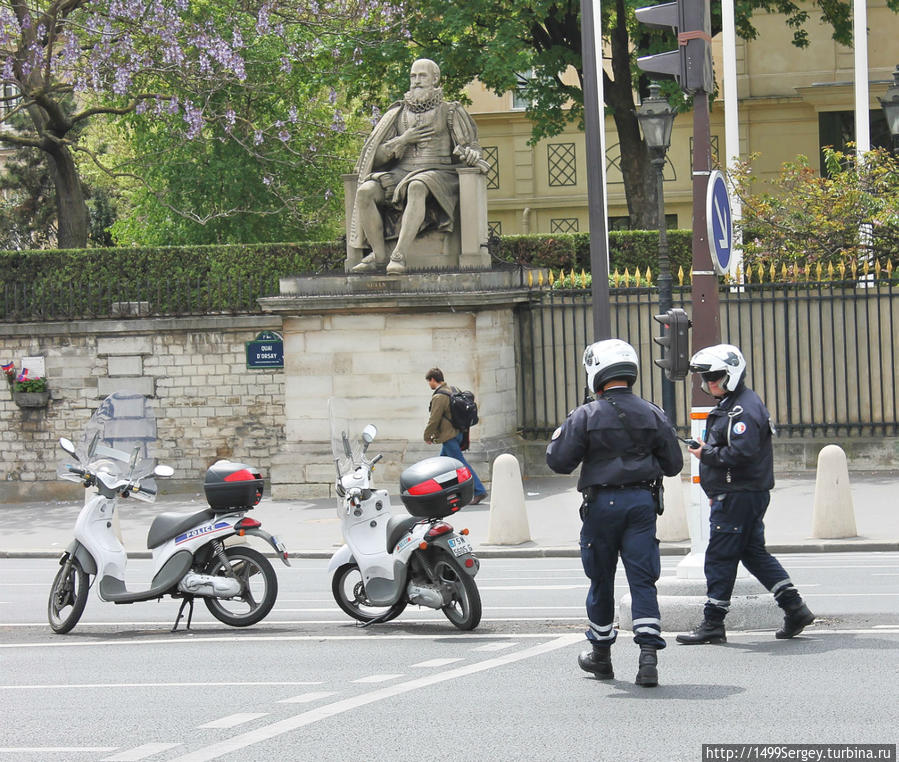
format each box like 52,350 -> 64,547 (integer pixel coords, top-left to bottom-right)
440,432 -> 486,496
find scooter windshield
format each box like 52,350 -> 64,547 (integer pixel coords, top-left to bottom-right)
328,397 -> 364,477
58,391 -> 160,490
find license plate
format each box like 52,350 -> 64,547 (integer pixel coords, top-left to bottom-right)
447,537 -> 472,557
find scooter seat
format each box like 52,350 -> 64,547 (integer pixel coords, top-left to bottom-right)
386,515 -> 422,553
147,508 -> 216,549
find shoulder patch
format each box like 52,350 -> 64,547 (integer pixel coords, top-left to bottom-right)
551,426 -> 562,440
732,421 -> 747,435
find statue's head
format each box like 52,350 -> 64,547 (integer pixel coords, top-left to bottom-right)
409,58 -> 440,94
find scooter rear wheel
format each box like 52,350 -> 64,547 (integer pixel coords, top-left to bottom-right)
203,546 -> 278,627
434,553 -> 481,631
331,563 -> 407,624
48,559 -> 89,634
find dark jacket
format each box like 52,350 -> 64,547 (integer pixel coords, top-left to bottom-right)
698,382 -> 775,495
545,387 -> 683,491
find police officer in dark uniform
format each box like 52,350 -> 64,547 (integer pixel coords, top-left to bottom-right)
546,339 -> 683,687
676,344 -> 815,645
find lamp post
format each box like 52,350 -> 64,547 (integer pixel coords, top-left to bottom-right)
879,65 -> 899,153
636,82 -> 677,421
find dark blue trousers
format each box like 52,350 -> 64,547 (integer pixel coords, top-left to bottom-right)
440,433 -> 486,496
703,491 -> 801,623
579,487 -> 665,649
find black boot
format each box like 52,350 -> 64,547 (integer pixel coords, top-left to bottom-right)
776,602 -> 815,639
676,620 -> 727,645
578,643 -> 613,679
635,645 -> 658,687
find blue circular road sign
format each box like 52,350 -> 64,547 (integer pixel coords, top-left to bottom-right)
706,170 -> 733,275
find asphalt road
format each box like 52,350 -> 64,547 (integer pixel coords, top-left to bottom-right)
1,554 -> 897,761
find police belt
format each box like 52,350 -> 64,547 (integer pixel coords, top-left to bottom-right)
581,482 -> 655,501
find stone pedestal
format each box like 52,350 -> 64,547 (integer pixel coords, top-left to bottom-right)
259,269 -> 544,499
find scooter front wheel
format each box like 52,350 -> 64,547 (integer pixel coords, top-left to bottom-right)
48,559 -> 89,634
203,546 -> 278,627
331,563 -> 407,624
434,554 -> 481,631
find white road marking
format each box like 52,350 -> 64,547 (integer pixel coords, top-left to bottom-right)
102,743 -> 182,761
168,634 -> 582,761
278,691 -> 338,704
0,748 -> 117,754
196,714 -> 268,729
352,674 -> 404,683
478,585 -> 584,591
472,642 -> 517,652
410,657 -> 463,668
0,681 -> 322,690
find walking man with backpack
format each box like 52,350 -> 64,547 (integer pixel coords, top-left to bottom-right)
424,367 -> 488,504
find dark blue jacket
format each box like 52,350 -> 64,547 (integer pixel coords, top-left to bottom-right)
699,382 -> 775,495
545,387 -> 683,491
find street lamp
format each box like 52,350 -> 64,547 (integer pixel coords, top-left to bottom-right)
636,82 -> 677,421
879,65 -> 899,153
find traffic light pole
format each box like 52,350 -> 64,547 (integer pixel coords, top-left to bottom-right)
681,90 -> 722,580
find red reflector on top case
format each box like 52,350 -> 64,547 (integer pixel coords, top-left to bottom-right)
407,479 -> 442,495
456,467 -> 471,481
224,469 -> 257,482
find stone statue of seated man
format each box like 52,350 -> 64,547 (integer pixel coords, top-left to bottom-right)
347,58 -> 485,275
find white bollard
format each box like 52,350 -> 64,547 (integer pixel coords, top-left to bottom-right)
486,453 -> 531,545
812,444 -> 857,538
656,474 -> 689,542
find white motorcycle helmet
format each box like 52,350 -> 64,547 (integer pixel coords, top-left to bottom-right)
583,339 -> 639,393
689,344 -> 746,394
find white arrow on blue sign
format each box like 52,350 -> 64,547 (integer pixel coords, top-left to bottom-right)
705,170 -> 733,275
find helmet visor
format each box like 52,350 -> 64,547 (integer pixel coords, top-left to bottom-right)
700,370 -> 727,382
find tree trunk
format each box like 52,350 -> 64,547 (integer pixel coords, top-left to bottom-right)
606,0 -> 658,230
45,142 -> 89,249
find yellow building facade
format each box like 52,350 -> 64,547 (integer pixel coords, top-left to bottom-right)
467,0 -> 899,236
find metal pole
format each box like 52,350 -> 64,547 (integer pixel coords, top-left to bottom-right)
653,148 -> 676,423
580,0 -> 612,340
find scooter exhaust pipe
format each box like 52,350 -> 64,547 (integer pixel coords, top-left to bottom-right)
178,572 -> 241,598
406,582 -> 444,609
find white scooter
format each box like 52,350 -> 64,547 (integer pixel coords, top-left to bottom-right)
326,400 -> 482,630
48,391 -> 289,634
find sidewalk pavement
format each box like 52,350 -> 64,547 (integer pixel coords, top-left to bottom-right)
2,473 -> 897,559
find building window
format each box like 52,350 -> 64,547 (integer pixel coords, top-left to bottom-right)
690,135 -> 720,171
0,83 -> 21,116
512,70 -> 533,110
488,221 -> 502,237
482,146 -> 499,189
550,217 -> 579,234
818,110 -> 891,175
548,143 -> 577,187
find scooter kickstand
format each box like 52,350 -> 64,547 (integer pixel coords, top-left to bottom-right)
172,596 -> 195,632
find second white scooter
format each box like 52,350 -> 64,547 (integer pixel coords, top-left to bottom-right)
326,400 -> 482,630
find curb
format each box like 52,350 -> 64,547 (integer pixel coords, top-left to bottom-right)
4,541 -> 897,560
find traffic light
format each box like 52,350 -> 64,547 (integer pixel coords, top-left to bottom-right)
653,307 -> 691,380
635,0 -> 714,95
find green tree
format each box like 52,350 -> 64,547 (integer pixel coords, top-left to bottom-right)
352,0 -> 898,229
730,147 -> 899,265
0,0 -> 403,248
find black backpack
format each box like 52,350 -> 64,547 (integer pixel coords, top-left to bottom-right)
438,386 -> 479,431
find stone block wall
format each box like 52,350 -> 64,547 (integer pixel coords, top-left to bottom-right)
1,316 -> 285,501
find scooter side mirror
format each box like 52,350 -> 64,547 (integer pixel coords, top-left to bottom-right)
361,424 -> 377,446
59,437 -> 76,455
154,464 -> 175,478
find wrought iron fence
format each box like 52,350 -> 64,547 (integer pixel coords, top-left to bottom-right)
517,278 -> 899,439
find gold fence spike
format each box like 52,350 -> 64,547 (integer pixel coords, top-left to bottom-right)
816,262 -> 823,280
768,262 -> 776,281
645,267 -> 652,284
580,269 -> 587,288
757,262 -> 764,282
527,269 -> 534,287
623,267 -> 630,287
827,262 -> 835,280
780,263 -> 788,281
863,259 -> 870,277
852,260 -> 859,279
886,259 -> 893,278
677,265 -> 685,285
537,270 -> 544,287
838,261 -> 846,280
